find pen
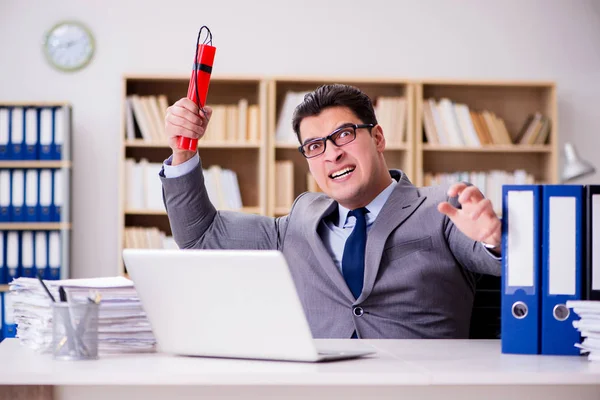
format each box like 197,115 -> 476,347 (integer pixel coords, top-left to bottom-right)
54,285 -> 81,356
72,290 -> 102,357
37,274 -> 56,303
59,286 -> 67,302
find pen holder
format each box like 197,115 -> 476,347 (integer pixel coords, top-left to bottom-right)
52,301 -> 100,361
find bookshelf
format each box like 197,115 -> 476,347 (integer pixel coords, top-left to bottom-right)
117,76 -> 558,273
413,80 -> 558,339
0,102 -> 72,283
0,102 -> 72,341
118,75 -> 268,273
117,76 -> 558,339
268,77 -> 414,216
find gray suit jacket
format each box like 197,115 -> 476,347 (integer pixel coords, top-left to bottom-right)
160,160 -> 501,339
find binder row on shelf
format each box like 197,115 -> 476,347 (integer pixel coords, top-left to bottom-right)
501,184 -> 600,356
0,230 -> 63,284
0,106 -> 67,160
0,168 -> 65,222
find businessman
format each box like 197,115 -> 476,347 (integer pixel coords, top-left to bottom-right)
159,84 -> 502,339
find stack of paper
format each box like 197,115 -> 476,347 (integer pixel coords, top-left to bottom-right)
567,300 -> 600,361
8,276 -> 156,354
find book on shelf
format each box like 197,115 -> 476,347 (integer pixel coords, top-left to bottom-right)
307,173 -> 323,193
513,112 -> 552,145
275,160 -> 294,209
126,94 -> 168,142
124,158 -> 243,212
203,165 -> 243,210
124,227 -> 177,250
124,159 -> 164,211
422,97 -> 551,147
126,95 -> 260,145
276,91 -> 407,146
203,101 -> 260,144
275,91 -> 310,145
374,96 -> 406,145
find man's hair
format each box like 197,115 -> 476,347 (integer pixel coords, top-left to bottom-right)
291,84 -> 378,143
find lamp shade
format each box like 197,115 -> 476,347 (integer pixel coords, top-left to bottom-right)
561,142 -> 596,182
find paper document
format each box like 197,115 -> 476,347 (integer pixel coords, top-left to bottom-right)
9,277 -> 156,354
567,300 -> 600,361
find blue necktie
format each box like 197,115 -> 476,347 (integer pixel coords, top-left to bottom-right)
342,207 -> 368,300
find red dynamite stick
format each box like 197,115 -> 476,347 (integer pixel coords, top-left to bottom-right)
177,43 -> 216,151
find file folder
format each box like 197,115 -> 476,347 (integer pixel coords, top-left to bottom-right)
39,108 -> 53,160
24,169 -> 38,222
10,169 -> 25,222
585,185 -> 600,300
2,292 -> 16,339
0,293 -> 3,342
9,107 -> 24,160
24,107 -> 38,160
35,231 -> 48,280
48,231 -> 61,280
541,185 -> 583,355
0,232 -> 5,285
0,170 -> 9,222
21,231 -> 34,278
0,108 -> 9,159
52,169 -> 63,222
6,231 -> 20,282
39,169 -> 52,222
501,184 -> 542,354
53,107 -> 64,160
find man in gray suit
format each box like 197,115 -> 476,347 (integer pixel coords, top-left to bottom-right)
160,84 -> 502,339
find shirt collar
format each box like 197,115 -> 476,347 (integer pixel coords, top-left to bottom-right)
336,179 -> 397,228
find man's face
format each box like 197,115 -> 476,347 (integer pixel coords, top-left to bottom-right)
299,106 -> 386,209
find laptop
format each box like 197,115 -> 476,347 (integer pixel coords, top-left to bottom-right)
122,248 -> 375,362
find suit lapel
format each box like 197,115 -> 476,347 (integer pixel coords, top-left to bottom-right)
305,196 -> 357,303
357,172 -> 427,303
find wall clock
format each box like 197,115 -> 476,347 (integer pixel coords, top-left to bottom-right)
43,21 -> 95,72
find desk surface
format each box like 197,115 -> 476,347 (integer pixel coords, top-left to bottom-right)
1,339 -> 599,386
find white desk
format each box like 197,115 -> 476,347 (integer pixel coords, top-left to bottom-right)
0,338 -> 599,400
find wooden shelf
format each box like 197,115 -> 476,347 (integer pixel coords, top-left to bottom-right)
125,209 -> 167,216
0,223 -> 71,230
120,76 -> 558,281
275,143 -> 300,150
421,144 -> 552,153
0,161 -> 72,168
125,207 -> 262,216
0,102 -> 70,107
125,140 -> 261,149
274,207 -> 290,216
385,143 -> 409,151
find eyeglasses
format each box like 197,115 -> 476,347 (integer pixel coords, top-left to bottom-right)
298,123 -> 374,159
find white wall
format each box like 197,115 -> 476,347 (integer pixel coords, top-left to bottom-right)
1,0 -> 599,278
